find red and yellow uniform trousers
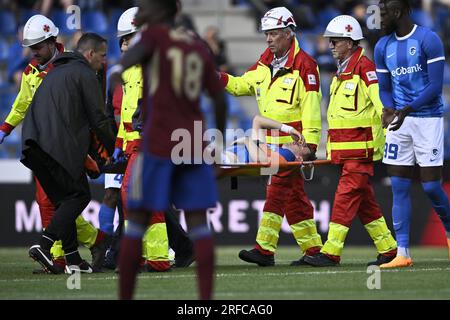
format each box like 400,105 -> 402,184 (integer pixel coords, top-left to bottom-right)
321,162 -> 397,261
322,47 -> 397,260
121,138 -> 171,271
256,169 -> 323,256
118,65 -> 170,271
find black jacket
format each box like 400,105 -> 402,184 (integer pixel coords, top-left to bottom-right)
21,51 -> 115,181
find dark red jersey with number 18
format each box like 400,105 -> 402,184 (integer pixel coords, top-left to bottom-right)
138,25 -> 222,159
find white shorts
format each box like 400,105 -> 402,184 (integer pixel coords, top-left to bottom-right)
104,173 -> 123,189
383,117 -> 443,167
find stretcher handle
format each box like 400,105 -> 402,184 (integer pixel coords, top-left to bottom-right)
300,164 -> 314,181
218,159 -> 331,169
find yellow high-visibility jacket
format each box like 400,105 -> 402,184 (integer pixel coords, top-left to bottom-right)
327,47 -> 385,163
115,65 -> 142,153
220,38 -> 321,148
0,43 -> 64,134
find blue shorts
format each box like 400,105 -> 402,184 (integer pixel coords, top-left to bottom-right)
127,152 -> 218,211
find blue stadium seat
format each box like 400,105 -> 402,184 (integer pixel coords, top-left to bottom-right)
82,11 -> 108,34
227,94 -> 244,118
411,9 -> 434,30
0,92 -> 16,114
107,9 -> 123,35
0,39 -> 9,63
0,11 -> 17,36
19,9 -> 39,26
107,36 -> 121,64
318,7 -> 340,29
444,63 -> 450,85
434,6 -> 449,33
51,10 -> 78,35
233,0 -> 250,6
299,36 -> 316,56
227,95 -> 252,131
0,90 -> 21,158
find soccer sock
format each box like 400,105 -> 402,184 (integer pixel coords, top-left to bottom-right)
98,204 -> 116,235
397,246 -> 410,258
422,181 -> 450,232
391,177 -> 412,251
190,224 -> 215,300
118,220 -> 145,300
65,250 -> 83,265
40,233 -> 56,251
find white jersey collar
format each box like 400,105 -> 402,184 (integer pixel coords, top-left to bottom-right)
395,24 -> 418,41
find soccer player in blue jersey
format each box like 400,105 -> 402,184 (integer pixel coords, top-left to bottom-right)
375,0 -> 450,267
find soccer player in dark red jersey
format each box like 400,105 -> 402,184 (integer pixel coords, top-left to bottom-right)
113,0 -> 227,300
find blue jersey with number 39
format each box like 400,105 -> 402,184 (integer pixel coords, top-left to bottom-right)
374,25 -> 445,117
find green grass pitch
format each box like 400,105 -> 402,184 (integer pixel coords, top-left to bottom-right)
0,246 -> 449,300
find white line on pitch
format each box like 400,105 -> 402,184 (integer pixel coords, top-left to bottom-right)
1,267 -> 450,283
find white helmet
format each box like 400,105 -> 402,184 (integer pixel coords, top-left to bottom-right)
117,7 -> 139,38
22,14 -> 59,47
261,7 -> 297,31
323,15 -> 364,41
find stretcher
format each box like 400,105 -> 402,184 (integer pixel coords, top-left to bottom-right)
215,159 -> 332,189
100,159 -> 128,174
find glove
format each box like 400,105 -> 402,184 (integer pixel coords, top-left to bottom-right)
84,155 -> 101,179
112,147 -> 124,163
0,130 -> 7,144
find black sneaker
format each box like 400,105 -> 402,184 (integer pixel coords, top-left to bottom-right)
65,260 -> 93,274
290,255 -> 311,266
367,254 -> 396,266
238,248 -> 275,267
175,254 -> 195,268
304,253 -> 339,267
90,234 -> 111,272
102,247 -> 117,270
29,245 -> 64,274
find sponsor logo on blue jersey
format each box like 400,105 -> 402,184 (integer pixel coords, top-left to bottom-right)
390,63 -> 422,77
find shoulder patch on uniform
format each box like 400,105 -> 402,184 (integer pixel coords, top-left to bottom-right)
366,71 -> 378,81
307,74 -> 317,85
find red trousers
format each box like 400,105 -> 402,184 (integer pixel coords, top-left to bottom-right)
34,176 -> 55,229
263,170 -> 314,224
121,140 -> 140,220
332,161 -> 382,227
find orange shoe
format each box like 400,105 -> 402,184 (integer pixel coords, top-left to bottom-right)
447,239 -> 450,259
380,255 -> 413,268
